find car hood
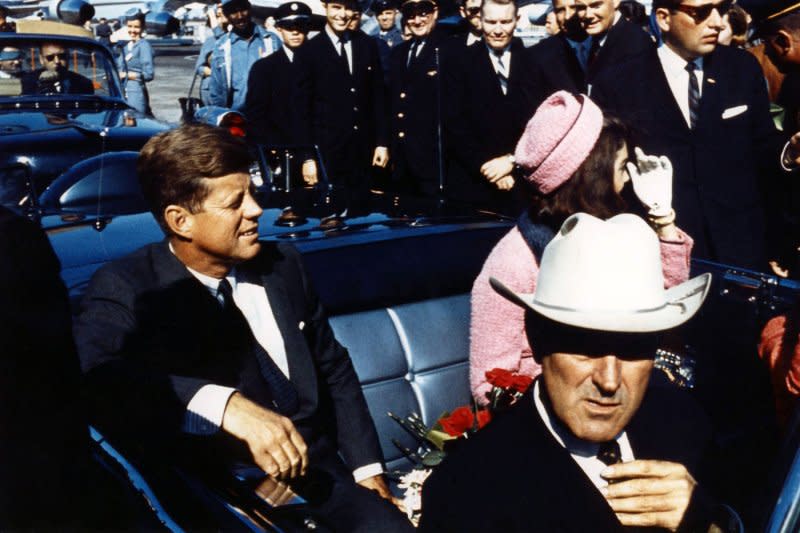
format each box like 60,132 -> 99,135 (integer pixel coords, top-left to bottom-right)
0,107 -> 167,138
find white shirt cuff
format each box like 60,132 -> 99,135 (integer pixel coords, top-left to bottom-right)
352,462 -> 384,483
183,384 -> 238,435
781,141 -> 798,172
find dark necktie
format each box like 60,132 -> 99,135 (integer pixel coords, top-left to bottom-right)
686,61 -> 700,129
588,37 -> 601,67
407,39 -> 420,68
218,279 -> 300,416
339,34 -> 351,75
597,440 -> 622,466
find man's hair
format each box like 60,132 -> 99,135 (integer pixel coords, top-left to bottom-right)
651,0 -> 680,10
619,0 -> 646,25
137,124 -> 252,232
524,115 -> 633,230
480,0 -> 518,16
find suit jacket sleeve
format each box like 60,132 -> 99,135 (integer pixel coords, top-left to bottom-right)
75,266 -> 214,438
291,46 -> 315,160
283,245 -> 384,469
245,58 -> 270,144
443,49 -> 485,174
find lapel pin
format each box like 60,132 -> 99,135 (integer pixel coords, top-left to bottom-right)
707,78 -> 716,84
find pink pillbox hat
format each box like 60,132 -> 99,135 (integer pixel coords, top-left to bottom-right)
514,91 -> 604,195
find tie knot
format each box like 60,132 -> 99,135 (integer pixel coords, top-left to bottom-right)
217,278 -> 234,303
597,440 -> 622,466
685,60 -> 697,73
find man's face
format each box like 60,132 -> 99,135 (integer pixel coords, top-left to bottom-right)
225,3 -> 252,31
276,22 -> 309,48
552,0 -> 585,38
542,346 -> 654,443
575,0 -> 619,36
182,172 -> 263,271
545,11 -> 559,35
376,8 -> 397,30
459,0 -> 482,33
0,48 -> 21,75
657,0 -> 726,61
481,1 -> 517,51
325,1 -> 356,33
216,6 -> 228,25
40,43 -> 67,73
348,10 -> 362,30
402,0 -> 438,39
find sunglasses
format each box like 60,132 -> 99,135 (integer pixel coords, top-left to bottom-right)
672,0 -> 732,23
464,6 -> 480,16
401,1 -> 435,18
44,52 -> 68,61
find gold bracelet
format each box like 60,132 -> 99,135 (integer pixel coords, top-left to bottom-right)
648,209 -> 676,228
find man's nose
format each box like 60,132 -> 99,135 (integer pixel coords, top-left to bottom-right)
244,191 -> 263,219
708,7 -> 724,29
592,355 -> 622,395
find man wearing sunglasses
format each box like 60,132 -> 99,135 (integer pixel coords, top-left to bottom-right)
21,42 -> 94,95
593,0 -> 800,272
245,1 -> 318,187
455,0 -> 483,48
293,0 -> 388,205
527,0 -> 651,110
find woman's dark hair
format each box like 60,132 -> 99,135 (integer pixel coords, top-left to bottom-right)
127,11 -> 146,28
525,114 -> 634,230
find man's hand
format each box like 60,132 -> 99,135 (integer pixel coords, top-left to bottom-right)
358,474 -> 405,511
372,146 -> 389,168
785,132 -> 800,168
495,176 -> 515,191
480,155 -> 514,183
302,159 -> 318,186
221,392 -> 308,480
600,460 -> 696,532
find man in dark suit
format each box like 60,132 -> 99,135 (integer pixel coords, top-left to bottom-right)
419,213 -> 741,532
387,0 -> 451,195
443,0 -> 535,211
527,0 -> 652,108
592,0 -> 800,270
21,42 -> 94,95
452,0 -> 483,48
245,1 -> 317,188
293,0 -> 389,200
74,124 -> 411,532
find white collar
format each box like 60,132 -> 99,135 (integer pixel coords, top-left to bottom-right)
284,46 -> 294,62
658,42 -> 704,78
325,24 -> 348,46
168,242 -> 237,294
466,32 -> 481,46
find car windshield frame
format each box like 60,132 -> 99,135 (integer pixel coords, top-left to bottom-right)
0,34 -> 125,104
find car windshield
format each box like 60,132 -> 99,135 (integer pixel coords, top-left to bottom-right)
0,37 -> 121,101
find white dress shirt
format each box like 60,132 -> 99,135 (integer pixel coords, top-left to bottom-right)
326,25 -> 352,74
533,381 -> 634,490
487,44 -> 511,95
658,44 -> 704,129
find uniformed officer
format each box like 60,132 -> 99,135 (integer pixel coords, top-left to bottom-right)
387,0 -> 451,196
195,4 -> 227,105
208,0 -> 281,111
245,1 -> 317,187
293,0 -> 389,200
372,0 -> 403,48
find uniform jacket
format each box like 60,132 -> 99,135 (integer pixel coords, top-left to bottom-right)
527,18 -> 654,108
293,29 -> 388,186
245,46 -> 301,146
592,46 -> 783,269
419,383 -> 712,532
195,27 -> 226,105
376,26 -> 403,49
117,38 -> 154,83
209,25 -> 282,111
74,241 -> 384,472
443,38 -> 535,205
387,29 -> 451,191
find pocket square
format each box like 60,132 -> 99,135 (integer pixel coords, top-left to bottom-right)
722,105 -> 748,119
298,321 -> 305,331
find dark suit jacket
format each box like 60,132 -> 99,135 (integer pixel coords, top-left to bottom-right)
294,29 -> 388,186
592,46 -> 782,270
419,383 -> 712,532
0,207 -> 90,528
443,38 -> 535,207
245,47 -> 301,147
527,19 -> 653,108
21,68 -> 95,95
387,29 -> 452,192
75,241 -> 383,473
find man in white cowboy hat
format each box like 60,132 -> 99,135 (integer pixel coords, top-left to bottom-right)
419,213 -> 744,532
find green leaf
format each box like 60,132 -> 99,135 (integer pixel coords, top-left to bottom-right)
426,429 -> 455,450
422,449 -> 447,467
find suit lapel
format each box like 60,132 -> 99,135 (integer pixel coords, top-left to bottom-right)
697,50 -> 721,133
476,45 -> 504,99
556,35 -> 586,92
649,52 -> 691,134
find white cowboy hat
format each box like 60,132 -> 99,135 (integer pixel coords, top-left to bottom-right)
490,213 -> 712,333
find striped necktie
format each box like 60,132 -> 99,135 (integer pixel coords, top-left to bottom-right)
685,61 -> 700,129
494,51 -> 508,95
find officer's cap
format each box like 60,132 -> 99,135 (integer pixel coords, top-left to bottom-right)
743,0 -> 800,24
275,1 -> 312,23
371,0 -> 397,13
0,47 -> 20,61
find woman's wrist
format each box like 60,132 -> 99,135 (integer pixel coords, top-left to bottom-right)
647,209 -> 679,240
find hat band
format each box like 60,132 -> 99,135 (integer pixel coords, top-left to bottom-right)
533,283 -> 706,316
767,1 -> 800,20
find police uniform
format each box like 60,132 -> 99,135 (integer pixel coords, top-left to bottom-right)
372,0 -> 403,48
208,0 -> 282,111
195,25 -> 226,106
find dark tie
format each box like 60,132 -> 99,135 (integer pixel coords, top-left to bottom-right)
218,279 -> 300,416
597,440 -> 622,466
339,34 -> 351,75
588,37 -> 601,67
686,61 -> 700,129
407,39 -> 420,68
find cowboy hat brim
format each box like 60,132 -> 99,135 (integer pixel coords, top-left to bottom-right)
489,273 -> 712,333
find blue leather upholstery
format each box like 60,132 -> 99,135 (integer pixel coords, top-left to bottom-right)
329,294 -> 472,474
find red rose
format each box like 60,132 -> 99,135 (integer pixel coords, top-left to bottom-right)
476,408 -> 491,429
438,406 -> 474,437
486,368 -> 515,388
511,374 -> 533,393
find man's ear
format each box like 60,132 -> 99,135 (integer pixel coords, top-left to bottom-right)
768,30 -> 793,57
654,7 -> 670,33
164,204 -> 194,239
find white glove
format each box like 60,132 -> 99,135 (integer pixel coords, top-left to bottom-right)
626,147 -> 673,217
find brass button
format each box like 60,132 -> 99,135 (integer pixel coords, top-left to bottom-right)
400,92 -> 406,99
398,132 -> 405,138
354,125 -> 359,130
398,112 -> 404,118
